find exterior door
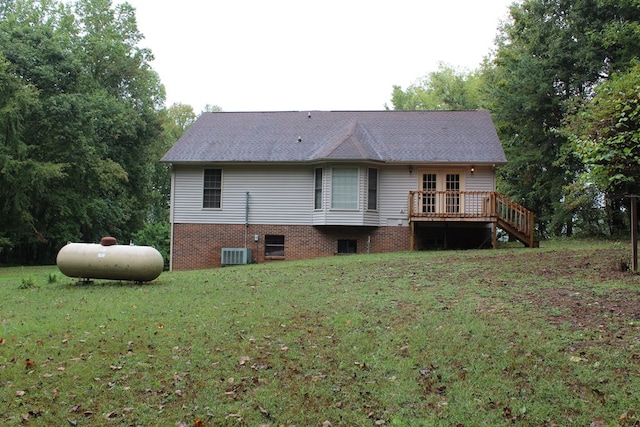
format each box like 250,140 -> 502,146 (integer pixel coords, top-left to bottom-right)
445,173 -> 461,213
421,173 -> 437,213
420,171 -> 462,214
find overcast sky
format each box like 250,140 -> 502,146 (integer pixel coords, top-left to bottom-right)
121,0 -> 515,113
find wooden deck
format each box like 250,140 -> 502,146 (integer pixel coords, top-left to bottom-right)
408,191 -> 537,248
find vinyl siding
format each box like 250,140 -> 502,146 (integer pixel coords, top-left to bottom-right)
378,166 -> 414,227
465,166 -> 495,191
171,164 -> 497,226
172,165 -> 313,225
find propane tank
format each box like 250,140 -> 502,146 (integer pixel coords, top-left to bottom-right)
56,237 -> 164,282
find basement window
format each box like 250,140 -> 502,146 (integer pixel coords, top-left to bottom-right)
337,239 -> 357,254
265,235 -> 285,257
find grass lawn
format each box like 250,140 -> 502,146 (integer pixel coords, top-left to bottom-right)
1,240 -> 639,426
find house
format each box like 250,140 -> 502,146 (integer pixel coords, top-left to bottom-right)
161,110 -> 535,270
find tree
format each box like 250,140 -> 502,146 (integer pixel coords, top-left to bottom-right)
487,0 -> 640,237
568,65 -> 640,195
562,65 -> 640,235
147,102 -> 197,224
0,0 -> 164,264
389,63 -> 484,110
202,103 -> 223,113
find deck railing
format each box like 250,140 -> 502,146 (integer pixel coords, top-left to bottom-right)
409,190 -> 494,219
493,192 -> 535,246
408,191 -> 536,246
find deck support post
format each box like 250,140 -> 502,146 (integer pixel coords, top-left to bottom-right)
529,211 -> 535,248
492,221 -> 497,249
632,196 -> 638,272
410,221 -> 415,251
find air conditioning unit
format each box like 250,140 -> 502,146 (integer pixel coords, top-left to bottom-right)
221,248 -> 252,266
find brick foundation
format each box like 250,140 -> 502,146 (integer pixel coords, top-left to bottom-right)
171,223 -> 411,270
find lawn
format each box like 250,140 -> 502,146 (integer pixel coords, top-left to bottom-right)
1,240 -> 639,426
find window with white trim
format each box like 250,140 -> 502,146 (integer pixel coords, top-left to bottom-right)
203,169 -> 222,209
367,168 -> 378,210
314,168 -> 323,209
331,168 -> 358,209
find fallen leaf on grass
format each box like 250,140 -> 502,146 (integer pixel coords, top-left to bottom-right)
225,413 -> 243,422
311,374 -> 327,382
257,405 -> 271,418
419,365 -> 436,378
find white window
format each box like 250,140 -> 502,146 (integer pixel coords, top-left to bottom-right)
367,168 -> 378,211
331,168 -> 358,209
203,169 -> 222,209
314,168 -> 323,209
419,170 -> 463,214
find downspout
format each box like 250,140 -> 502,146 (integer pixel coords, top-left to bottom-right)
169,166 -> 176,271
244,191 -> 249,248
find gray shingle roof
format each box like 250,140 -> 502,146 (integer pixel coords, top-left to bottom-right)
160,110 -> 507,165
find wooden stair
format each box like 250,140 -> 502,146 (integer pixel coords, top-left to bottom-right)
493,193 -> 538,248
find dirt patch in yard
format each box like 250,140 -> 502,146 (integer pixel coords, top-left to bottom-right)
494,247 -> 640,350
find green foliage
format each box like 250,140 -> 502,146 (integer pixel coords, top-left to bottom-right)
1,244 -> 639,425
564,65 -> 640,196
389,63 -> 484,110
202,103 -> 223,113
18,275 -> 35,289
132,221 -> 170,270
0,0 -> 165,264
487,0 -> 640,237
146,102 -> 197,225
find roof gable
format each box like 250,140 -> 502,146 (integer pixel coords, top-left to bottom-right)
161,110 -> 507,165
311,120 -> 384,161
